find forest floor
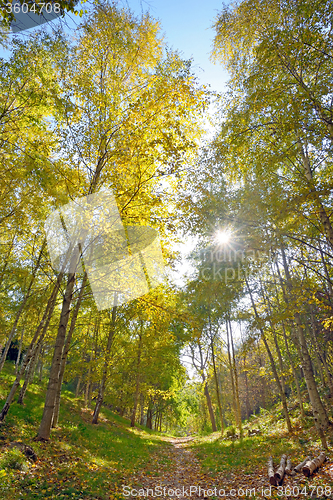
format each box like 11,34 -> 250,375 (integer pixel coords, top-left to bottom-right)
2,363 -> 333,499
126,432 -> 333,500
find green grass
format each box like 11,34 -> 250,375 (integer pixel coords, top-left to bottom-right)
192,432 -> 304,474
0,362 -> 170,500
190,401 -> 333,476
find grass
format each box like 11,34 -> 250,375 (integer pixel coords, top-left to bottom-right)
190,401 -> 333,476
0,362 -> 170,500
192,432 -> 305,474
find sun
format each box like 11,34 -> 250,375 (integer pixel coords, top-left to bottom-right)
214,230 -> 231,245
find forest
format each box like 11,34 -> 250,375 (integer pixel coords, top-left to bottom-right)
1,0 -> 333,498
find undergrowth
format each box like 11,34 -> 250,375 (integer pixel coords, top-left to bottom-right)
0,362 -> 169,499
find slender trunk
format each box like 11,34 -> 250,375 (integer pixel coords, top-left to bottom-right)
260,278 -> 287,396
245,278 -> 292,433
36,153 -> 105,440
92,294 -> 118,424
76,325 -> 90,399
197,341 -> 217,432
203,380 -> 217,432
131,327 -> 142,428
88,381 -> 93,408
17,342 -> 42,404
309,304 -> 333,395
229,319 -> 242,436
140,394 -> 145,426
84,381 -> 90,407
85,353 -> 92,408
0,241 -> 46,373
318,242 -> 333,311
38,346 -> 44,382
282,322 -> 305,418
240,323 -> 250,418
0,272 -> 62,422
261,331 -> 293,433
226,320 -> 239,429
15,326 -> 25,375
244,367 -> 250,418
298,140 -> 333,250
52,273 -> 87,428
75,376 -> 82,398
305,320 -> 326,386
0,232 -> 17,290
209,312 -> 224,434
146,406 -> 153,429
218,371 -> 225,423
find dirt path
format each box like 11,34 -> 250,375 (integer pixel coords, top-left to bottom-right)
123,437 -> 261,499
124,437 -> 206,499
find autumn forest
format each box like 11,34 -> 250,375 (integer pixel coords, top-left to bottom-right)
1,0 -> 333,498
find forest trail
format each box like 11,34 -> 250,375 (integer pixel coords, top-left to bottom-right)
125,436 -> 263,499
127,436 -> 211,499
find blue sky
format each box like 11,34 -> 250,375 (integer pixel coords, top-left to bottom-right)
121,0 -> 229,93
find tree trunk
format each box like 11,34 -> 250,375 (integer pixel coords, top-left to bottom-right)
146,406 -> 153,429
140,394 -> 145,426
15,326 -> 25,375
229,318 -> 242,436
52,273 -> 87,428
282,322 -> 305,418
203,381 -> 217,432
84,355 -> 92,408
197,340 -> 217,432
226,320 -> 240,431
305,320 -> 326,386
17,342 -> 42,404
261,332 -> 293,433
309,304 -> 333,394
36,249 -> 79,441
75,376 -> 82,398
318,242 -> 333,311
131,326 -> 142,428
38,346 -> 45,382
209,312 -> 224,434
92,295 -> 117,424
246,278 -> 292,433
298,140 -> 333,250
